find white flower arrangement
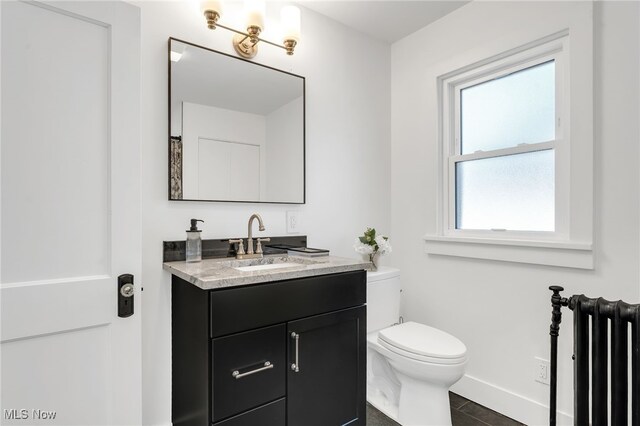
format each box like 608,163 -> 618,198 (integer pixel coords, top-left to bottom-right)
354,227 -> 391,270
353,238 -> 375,254
375,235 -> 392,255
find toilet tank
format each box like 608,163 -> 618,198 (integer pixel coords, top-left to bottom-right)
367,267 -> 401,333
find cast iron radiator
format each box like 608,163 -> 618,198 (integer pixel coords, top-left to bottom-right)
549,286 -> 640,426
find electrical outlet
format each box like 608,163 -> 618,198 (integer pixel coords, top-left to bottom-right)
534,357 -> 550,385
286,211 -> 300,234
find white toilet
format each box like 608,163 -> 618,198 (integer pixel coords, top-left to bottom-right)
367,267 -> 467,426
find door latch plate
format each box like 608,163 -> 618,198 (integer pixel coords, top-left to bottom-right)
118,274 -> 134,318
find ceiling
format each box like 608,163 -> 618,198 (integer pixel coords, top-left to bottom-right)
299,1 -> 470,44
172,40 -> 303,116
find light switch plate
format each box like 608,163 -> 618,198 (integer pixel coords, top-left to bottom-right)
286,211 -> 300,234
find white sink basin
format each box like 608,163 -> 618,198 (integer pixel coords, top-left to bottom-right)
233,262 -> 302,272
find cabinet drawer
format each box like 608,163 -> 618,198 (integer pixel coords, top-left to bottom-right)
210,270 -> 366,337
213,398 -> 285,426
212,324 -> 286,422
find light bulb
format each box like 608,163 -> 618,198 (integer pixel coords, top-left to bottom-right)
200,0 -> 223,16
244,0 -> 265,30
281,5 -> 300,42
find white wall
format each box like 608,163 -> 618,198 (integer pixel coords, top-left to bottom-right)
265,96 -> 304,202
390,2 -> 639,424
135,2 -> 390,424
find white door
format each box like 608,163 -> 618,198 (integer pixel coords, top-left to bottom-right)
0,1 -> 141,425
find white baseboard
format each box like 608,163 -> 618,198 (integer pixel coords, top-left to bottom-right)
450,374 -> 573,426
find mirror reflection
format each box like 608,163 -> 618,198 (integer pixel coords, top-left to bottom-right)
169,38 -> 305,203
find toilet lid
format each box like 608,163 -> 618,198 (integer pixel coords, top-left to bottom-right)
378,322 -> 467,360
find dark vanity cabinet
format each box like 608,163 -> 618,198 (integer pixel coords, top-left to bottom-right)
172,270 -> 367,426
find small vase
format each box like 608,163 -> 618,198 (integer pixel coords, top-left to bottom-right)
369,253 -> 378,271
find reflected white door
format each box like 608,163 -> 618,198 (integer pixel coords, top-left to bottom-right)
1,1 -> 141,425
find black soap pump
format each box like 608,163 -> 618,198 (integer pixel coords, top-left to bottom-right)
186,219 -> 204,262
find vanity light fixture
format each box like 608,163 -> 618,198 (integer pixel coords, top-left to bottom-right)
200,0 -> 300,58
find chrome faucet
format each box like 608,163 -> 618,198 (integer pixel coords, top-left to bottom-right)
230,213 -> 270,259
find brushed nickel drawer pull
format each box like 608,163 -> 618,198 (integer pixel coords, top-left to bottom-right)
232,361 -> 273,379
290,332 -> 300,372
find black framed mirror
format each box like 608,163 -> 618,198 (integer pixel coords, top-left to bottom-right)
168,38 -> 305,203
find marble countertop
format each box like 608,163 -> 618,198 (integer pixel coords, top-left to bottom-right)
163,255 -> 371,290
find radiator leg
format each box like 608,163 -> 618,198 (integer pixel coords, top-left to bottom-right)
574,295 -> 590,425
592,299 -> 608,425
549,286 -> 568,426
633,308 -> 640,426
612,301 -> 629,426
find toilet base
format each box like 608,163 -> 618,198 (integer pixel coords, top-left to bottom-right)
367,393 -> 400,423
367,346 -> 401,421
396,373 -> 452,426
367,349 -> 458,426
367,380 -> 453,426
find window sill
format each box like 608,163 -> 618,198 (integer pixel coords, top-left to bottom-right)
423,235 -> 593,269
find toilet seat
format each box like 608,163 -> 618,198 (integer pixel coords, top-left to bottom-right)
377,322 -> 467,365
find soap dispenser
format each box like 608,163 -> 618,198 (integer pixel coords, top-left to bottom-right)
186,219 -> 204,263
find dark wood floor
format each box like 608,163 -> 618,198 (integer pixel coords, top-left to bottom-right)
366,392 -> 525,426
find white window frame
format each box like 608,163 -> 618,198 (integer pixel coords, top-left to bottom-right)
445,43 -> 567,240
426,30 -> 594,269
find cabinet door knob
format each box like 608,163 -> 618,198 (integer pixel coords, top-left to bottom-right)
290,332 -> 300,373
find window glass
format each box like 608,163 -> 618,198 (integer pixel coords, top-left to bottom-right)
460,61 -> 555,154
455,150 -> 555,231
